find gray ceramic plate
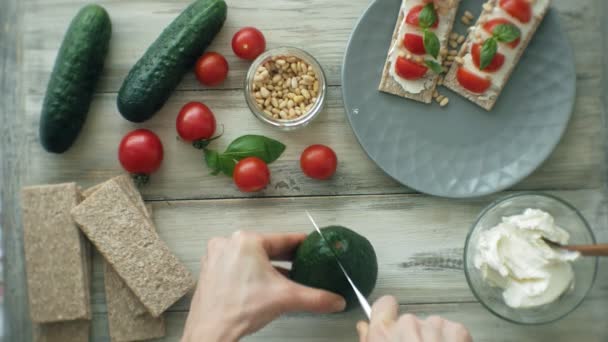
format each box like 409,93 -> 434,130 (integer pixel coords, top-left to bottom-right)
342,0 -> 575,198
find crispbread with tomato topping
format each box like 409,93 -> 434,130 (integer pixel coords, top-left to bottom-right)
443,0 -> 551,110
379,0 -> 461,103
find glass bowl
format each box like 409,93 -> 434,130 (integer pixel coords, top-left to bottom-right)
464,192 -> 598,324
244,47 -> 327,130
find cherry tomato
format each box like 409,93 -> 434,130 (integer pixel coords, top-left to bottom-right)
395,56 -> 428,80
406,4 -> 439,28
456,67 -> 492,93
118,129 -> 164,177
195,52 -> 229,86
499,0 -> 532,23
233,157 -> 270,192
483,19 -> 521,48
471,43 -> 505,72
403,33 -> 426,55
232,27 -> 266,60
176,102 -> 217,142
300,144 -> 338,180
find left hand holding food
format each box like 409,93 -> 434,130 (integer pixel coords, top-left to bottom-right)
181,231 -> 347,342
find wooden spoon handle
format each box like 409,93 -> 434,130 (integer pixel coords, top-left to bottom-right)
561,244 -> 608,256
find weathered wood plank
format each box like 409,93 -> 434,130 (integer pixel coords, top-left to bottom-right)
78,189 -> 608,314
20,0 -> 603,93
0,0 -> 33,341
22,86 -> 603,199
88,299 -> 608,342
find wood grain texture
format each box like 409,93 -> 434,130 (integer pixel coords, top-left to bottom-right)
21,87 -> 603,199
3,0 -> 608,340
85,190 -> 608,312
85,299 -> 608,342
0,0 -> 33,340
16,0 -> 605,198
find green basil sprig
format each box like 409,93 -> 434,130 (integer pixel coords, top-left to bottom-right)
480,23 -> 521,70
424,60 -> 444,74
204,135 -> 286,176
418,3 -> 442,74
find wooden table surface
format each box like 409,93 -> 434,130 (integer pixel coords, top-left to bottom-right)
2,0 -> 608,341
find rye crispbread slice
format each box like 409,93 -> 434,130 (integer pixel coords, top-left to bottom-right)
71,179 -> 195,318
379,0 -> 461,103
33,320 -> 90,342
83,175 -> 165,341
443,0 -> 551,110
21,183 -> 91,323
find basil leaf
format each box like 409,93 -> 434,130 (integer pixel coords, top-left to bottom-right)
493,23 -> 521,43
423,30 -> 440,59
204,149 -> 238,176
218,155 -> 237,176
480,38 -> 497,70
224,135 -> 286,164
204,149 -> 221,175
418,3 -> 437,29
425,59 -> 444,74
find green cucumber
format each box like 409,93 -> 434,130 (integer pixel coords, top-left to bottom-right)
117,0 -> 227,123
39,4 -> 111,153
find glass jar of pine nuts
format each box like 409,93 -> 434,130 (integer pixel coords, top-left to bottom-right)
245,47 -> 327,130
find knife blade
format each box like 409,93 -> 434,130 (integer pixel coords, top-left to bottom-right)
305,211 -> 372,319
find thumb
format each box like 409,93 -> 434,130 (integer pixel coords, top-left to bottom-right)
280,281 -> 347,314
357,321 -> 369,342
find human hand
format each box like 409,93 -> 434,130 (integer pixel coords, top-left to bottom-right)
181,231 -> 346,342
356,296 -> 472,342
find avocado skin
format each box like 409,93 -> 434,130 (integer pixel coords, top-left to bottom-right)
290,225 -> 378,311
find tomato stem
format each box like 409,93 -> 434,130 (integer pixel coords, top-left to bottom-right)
192,125 -> 225,150
132,173 -> 150,187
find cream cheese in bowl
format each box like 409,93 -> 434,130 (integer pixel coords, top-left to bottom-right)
474,209 -> 579,308
464,193 -> 597,324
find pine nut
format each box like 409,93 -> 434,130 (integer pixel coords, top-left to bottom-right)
440,97 -> 449,107
251,54 -> 321,121
302,89 -> 311,99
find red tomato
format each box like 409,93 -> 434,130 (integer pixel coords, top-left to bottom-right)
232,27 -> 266,60
118,129 -> 164,176
483,19 -> 521,48
176,102 -> 217,142
403,34 -> 426,55
471,43 -> 505,72
456,67 -> 492,93
195,52 -> 229,86
300,144 -> 338,180
499,0 -> 532,23
233,157 -> 270,192
406,4 -> 439,28
395,56 -> 428,80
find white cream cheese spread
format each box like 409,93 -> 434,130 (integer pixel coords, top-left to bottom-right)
474,208 -> 579,308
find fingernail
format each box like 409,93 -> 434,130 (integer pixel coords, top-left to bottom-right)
333,298 -> 347,312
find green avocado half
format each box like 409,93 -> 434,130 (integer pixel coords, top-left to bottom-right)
290,225 -> 378,310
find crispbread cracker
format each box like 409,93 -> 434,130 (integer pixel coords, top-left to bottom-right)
34,320 -> 90,342
72,179 -> 195,317
104,261 -> 166,341
443,0 -> 551,110
379,0 -> 460,103
21,183 -> 91,323
83,176 -> 166,341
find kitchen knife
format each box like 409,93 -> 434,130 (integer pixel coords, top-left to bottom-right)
305,211 -> 372,319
